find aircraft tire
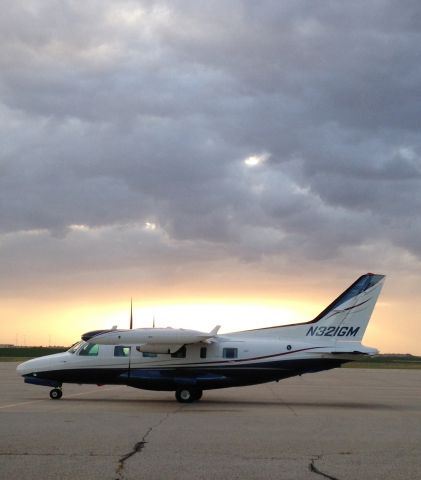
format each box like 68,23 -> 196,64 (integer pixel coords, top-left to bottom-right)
175,388 -> 196,403
192,389 -> 203,401
49,388 -> 63,400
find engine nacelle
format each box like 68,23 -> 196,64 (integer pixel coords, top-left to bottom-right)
135,344 -> 183,354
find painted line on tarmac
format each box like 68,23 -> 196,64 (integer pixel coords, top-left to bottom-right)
0,386 -> 123,410
0,399 -> 46,410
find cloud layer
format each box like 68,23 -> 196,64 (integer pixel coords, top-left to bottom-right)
1,0 -> 421,298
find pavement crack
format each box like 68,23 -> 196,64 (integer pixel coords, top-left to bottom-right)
115,409 -> 180,479
118,436 -> 149,464
309,455 -> 340,480
115,426 -> 153,478
266,384 -> 298,416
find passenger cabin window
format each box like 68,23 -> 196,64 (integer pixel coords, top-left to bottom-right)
79,343 -> 99,356
200,347 -> 207,359
114,346 -> 130,357
222,347 -> 238,359
171,345 -> 186,358
142,352 -> 158,358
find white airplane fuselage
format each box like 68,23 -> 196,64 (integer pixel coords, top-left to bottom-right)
17,336 -> 375,390
17,273 -> 385,403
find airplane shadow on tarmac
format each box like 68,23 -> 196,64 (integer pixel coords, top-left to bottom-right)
56,396 -> 402,411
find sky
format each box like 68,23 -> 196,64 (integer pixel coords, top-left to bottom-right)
1,1 -> 421,353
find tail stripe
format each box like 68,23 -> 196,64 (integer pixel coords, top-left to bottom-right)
311,274 -> 383,324
325,297 -> 371,320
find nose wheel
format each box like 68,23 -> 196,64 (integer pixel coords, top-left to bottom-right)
49,388 -> 63,400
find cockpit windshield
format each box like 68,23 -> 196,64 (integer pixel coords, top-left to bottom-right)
78,343 -> 99,356
67,341 -> 84,354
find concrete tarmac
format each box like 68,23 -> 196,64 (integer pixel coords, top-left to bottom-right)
1,362 -> 420,480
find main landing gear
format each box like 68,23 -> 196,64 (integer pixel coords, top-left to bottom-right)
175,388 -> 203,403
49,388 -> 63,400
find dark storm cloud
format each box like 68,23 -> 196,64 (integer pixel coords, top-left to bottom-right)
1,0 -> 421,286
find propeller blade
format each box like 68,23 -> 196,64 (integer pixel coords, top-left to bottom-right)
130,298 -> 133,330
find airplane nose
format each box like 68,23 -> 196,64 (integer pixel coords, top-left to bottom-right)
17,353 -> 61,377
16,359 -> 35,376
16,358 -> 46,376
16,361 -> 28,375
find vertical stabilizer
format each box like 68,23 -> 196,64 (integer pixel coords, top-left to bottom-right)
305,273 -> 385,342
233,273 -> 385,342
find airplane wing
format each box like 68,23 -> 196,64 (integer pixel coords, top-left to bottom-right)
83,326 -> 221,351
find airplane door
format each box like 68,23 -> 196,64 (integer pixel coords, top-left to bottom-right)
112,345 -> 131,369
129,346 -> 146,370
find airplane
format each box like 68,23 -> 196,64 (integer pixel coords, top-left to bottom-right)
17,273 -> 385,403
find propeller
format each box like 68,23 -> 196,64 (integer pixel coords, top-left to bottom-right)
130,298 -> 133,330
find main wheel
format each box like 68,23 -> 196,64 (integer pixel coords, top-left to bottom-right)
192,389 -> 203,401
49,388 -> 63,400
175,388 -> 196,403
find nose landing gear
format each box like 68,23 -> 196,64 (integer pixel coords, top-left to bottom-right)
49,388 -> 63,400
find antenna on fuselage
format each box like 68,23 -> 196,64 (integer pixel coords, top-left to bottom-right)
130,298 -> 133,330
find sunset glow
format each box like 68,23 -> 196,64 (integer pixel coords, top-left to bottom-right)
1,279 -> 416,354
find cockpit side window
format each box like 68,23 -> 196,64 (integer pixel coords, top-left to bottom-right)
79,343 -> 99,356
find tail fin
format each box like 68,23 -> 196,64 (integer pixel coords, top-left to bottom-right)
234,273 -> 385,342
305,273 -> 385,342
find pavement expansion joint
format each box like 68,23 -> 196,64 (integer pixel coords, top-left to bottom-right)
309,455 -> 340,480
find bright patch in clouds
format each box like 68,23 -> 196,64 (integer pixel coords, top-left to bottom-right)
107,6 -> 145,26
69,224 -> 90,232
397,146 -> 416,161
144,222 -> 157,231
244,153 -> 270,167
